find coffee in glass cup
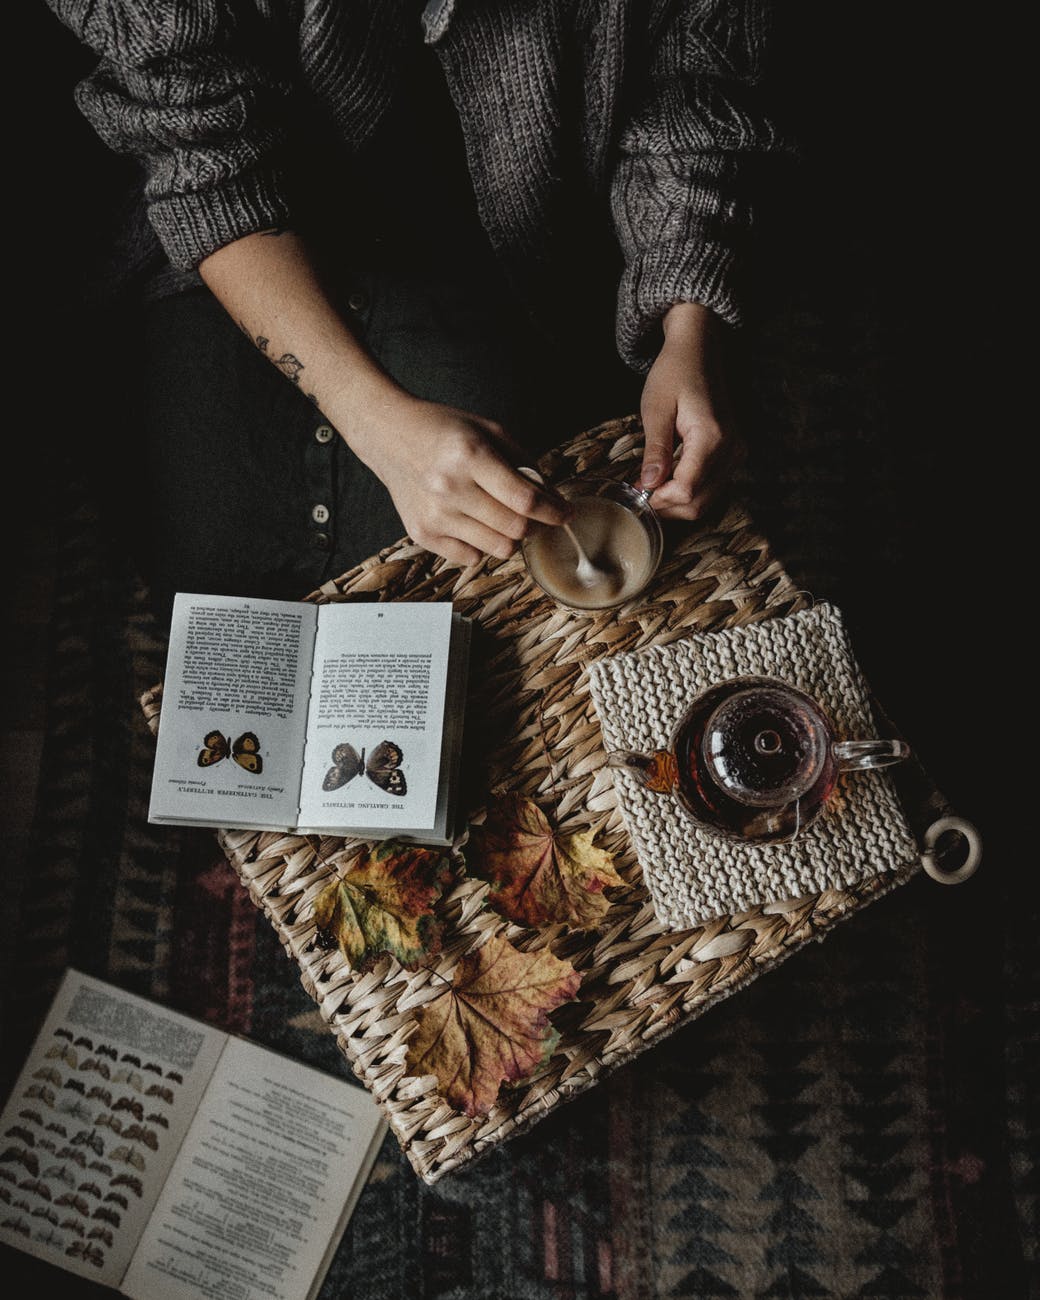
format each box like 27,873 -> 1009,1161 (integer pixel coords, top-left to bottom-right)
521,475 -> 663,611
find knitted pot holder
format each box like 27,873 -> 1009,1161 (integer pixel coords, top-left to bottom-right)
586,601 -> 920,929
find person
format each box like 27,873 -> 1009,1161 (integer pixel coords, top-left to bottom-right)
46,0 -> 782,618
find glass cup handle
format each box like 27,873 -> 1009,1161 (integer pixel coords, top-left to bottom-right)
833,738 -> 911,771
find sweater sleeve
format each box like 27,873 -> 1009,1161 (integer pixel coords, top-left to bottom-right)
46,0 -> 296,270
610,1 -> 789,371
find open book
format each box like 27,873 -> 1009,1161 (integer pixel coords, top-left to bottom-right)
0,969 -> 386,1299
148,593 -> 472,845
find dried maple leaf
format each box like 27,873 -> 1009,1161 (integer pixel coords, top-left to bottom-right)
405,932 -> 581,1117
467,794 -> 624,930
312,842 -> 453,971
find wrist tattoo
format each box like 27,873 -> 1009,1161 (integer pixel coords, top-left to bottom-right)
237,316 -> 311,395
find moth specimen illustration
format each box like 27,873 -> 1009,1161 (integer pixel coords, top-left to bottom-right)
198,728 -> 263,773
322,739 -> 406,795
113,1094 -> 144,1119
145,1084 -> 174,1105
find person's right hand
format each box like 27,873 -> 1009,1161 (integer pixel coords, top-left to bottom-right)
346,390 -> 571,566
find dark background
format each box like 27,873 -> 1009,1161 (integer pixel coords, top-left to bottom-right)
6,3 -> 1014,1297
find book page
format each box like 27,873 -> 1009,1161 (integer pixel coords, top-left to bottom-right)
149,594 -> 318,829
296,602 -> 454,835
121,1037 -> 386,1300
0,969 -> 227,1288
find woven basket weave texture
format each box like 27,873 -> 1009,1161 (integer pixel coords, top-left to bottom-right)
141,415 -> 935,1184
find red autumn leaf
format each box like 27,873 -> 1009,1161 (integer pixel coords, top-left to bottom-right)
312,842 -> 453,971
404,932 -> 581,1117
467,794 -> 624,930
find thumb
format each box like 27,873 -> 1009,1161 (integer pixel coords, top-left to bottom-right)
638,397 -> 676,491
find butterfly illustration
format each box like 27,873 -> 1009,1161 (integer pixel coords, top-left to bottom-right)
81,1058 -> 111,1080
198,729 -> 263,773
89,1225 -> 114,1248
0,1147 -> 38,1177
35,1138 -> 57,1155
33,1067 -> 63,1087
113,1094 -> 144,1118
60,1216 -> 85,1238
122,1124 -> 159,1152
77,1182 -> 102,1201
17,1109 -> 44,1128
72,1036 -> 93,1051
2,1214 -> 30,1237
111,1145 -> 146,1172
68,1239 -> 104,1266
322,740 -> 406,795
56,1146 -> 87,1169
145,1084 -> 174,1105
143,1061 -> 163,1076
54,1028 -> 73,1042
92,1204 -> 121,1228
55,1193 -> 90,1216
31,1205 -> 59,1226
88,1161 -> 112,1178
35,1226 -> 64,1247
146,1112 -> 170,1129
166,1070 -> 183,1084
42,1164 -> 76,1188
45,1122 -> 67,1138
95,1114 -> 122,1134
23,1084 -> 55,1108
119,1053 -> 140,1067
110,1173 -> 143,1197
113,1072 -> 144,1096
104,1191 -> 128,1210
58,1100 -> 93,1125
71,1129 -> 104,1156
18,1178 -> 51,1201
46,1042 -> 77,1068
86,1086 -> 112,1107
4,1126 -> 35,1148
96,1045 -> 118,1062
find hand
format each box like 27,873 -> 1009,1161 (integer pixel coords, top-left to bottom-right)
637,302 -> 742,520
345,388 -> 570,566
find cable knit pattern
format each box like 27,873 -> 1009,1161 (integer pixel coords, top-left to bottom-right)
47,0 -> 785,368
587,603 -> 920,929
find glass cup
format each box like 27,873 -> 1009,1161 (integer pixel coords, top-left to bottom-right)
520,473 -> 664,611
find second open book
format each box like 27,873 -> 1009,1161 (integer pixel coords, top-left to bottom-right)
148,594 -> 471,846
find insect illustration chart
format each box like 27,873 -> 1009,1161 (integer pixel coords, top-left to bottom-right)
1,1027 -> 183,1271
322,740 -> 406,795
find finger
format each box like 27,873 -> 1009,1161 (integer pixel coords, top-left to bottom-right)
427,535 -> 485,567
475,459 -> 572,526
638,398 -> 677,491
446,509 -> 522,562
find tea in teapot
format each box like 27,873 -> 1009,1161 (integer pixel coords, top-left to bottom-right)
606,675 -> 909,843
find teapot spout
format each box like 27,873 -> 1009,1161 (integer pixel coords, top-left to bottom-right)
606,748 -> 678,795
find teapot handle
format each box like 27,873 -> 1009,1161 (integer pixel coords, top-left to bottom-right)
833,738 -> 910,771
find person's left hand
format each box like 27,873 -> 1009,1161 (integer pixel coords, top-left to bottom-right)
636,302 -> 742,520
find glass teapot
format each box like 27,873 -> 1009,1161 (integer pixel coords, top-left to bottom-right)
605,675 -> 910,843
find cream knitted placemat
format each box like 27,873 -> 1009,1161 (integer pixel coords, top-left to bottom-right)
586,601 -> 920,929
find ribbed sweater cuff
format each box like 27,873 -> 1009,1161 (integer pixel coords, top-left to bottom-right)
616,240 -> 740,373
147,172 -> 292,270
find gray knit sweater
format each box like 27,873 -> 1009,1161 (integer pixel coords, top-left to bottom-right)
48,0 -> 783,371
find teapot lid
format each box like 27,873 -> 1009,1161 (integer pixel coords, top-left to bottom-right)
700,682 -> 830,808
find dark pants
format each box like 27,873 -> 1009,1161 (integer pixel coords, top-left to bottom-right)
134,261 -> 641,621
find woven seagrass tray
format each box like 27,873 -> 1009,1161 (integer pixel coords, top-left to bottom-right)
140,414 -> 948,1184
